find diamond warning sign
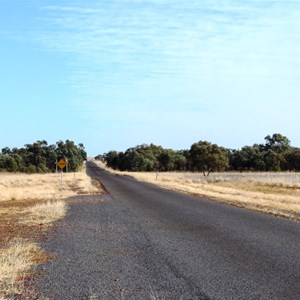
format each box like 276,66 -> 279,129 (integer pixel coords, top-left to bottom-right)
57,159 -> 67,169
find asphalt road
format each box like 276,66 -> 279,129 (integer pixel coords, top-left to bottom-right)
34,162 -> 300,299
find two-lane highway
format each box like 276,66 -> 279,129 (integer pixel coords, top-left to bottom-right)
35,162 -> 300,299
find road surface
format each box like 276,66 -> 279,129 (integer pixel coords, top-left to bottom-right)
34,162 -> 300,299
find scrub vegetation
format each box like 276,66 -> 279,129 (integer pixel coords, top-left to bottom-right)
98,133 -> 300,174
0,166 -> 101,298
0,139 -> 86,173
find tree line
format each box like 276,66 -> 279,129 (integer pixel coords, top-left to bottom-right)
97,133 -> 300,174
0,140 -> 87,173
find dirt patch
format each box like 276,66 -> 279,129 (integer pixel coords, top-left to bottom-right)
0,200 -> 47,246
91,179 -> 109,194
0,199 -> 52,298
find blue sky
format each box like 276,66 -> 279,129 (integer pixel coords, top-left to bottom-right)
1,0 -> 300,156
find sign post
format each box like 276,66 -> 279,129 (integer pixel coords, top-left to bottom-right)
57,159 -> 67,188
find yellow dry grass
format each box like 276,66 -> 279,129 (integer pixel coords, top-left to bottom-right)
0,239 -> 41,297
20,200 -> 68,226
0,167 -> 99,203
95,161 -> 300,221
0,164 -> 102,298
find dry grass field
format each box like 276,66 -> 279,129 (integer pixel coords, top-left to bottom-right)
95,161 -> 300,222
0,166 -> 103,299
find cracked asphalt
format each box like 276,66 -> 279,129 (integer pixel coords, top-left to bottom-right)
33,162 -> 300,299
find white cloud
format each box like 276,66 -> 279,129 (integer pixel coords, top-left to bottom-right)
22,0 -> 300,149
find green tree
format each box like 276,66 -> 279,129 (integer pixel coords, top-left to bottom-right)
284,148 -> 300,171
263,133 -> 291,171
263,149 -> 285,171
190,141 -> 229,176
158,149 -> 176,171
24,141 -> 48,172
55,140 -> 87,171
1,147 -> 11,155
173,151 -> 187,171
26,164 -> 37,174
122,149 -> 150,171
104,151 -> 120,170
0,139 -> 86,173
264,133 -> 291,153
229,145 -> 265,171
4,156 -> 18,172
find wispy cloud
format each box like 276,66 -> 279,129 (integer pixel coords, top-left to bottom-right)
12,0 -> 300,149
34,3 -> 300,69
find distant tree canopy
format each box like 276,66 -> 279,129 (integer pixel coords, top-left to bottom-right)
190,141 -> 229,176
0,140 -> 86,173
98,133 -> 300,174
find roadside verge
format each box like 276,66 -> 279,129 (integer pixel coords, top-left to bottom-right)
0,166 -> 105,299
93,160 -> 300,222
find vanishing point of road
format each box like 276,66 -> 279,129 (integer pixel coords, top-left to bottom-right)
34,162 -> 300,299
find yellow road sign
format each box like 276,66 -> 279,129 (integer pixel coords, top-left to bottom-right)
57,159 -> 67,169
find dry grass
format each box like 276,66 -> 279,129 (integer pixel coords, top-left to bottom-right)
20,200 -> 68,226
0,167 -> 99,203
0,164 -> 104,298
0,238 -> 50,299
95,161 -> 300,221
